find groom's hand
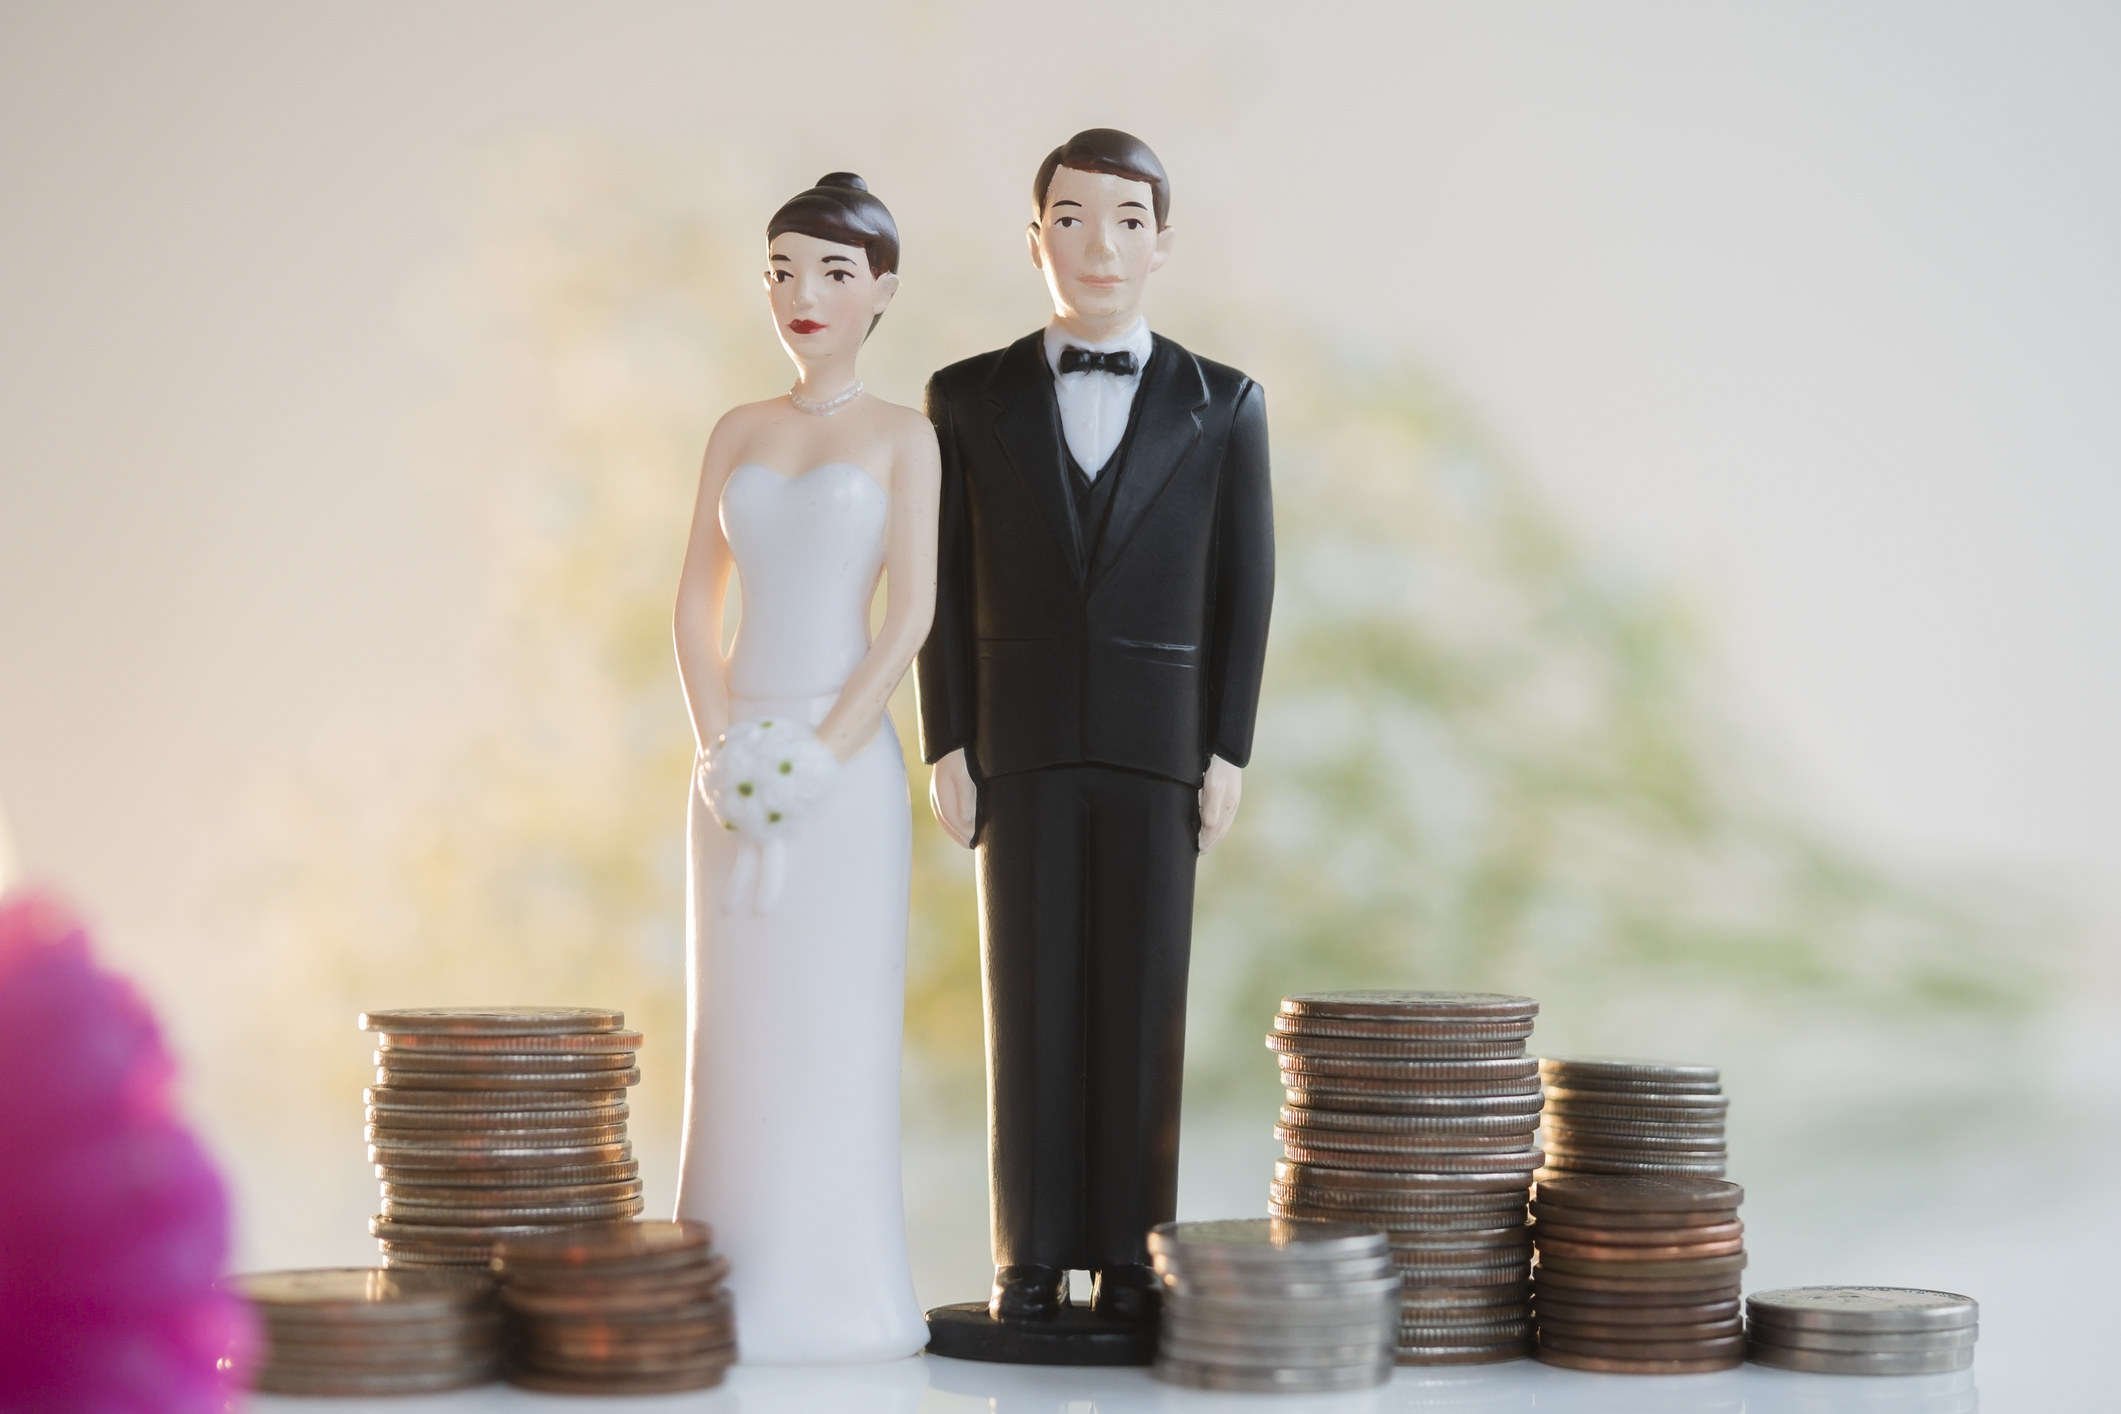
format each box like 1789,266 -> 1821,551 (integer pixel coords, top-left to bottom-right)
930,748 -> 978,850
1199,756 -> 1243,853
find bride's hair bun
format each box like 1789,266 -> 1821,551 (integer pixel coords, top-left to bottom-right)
768,172 -> 900,280
815,172 -> 868,193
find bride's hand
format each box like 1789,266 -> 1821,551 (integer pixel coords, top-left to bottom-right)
699,720 -> 840,835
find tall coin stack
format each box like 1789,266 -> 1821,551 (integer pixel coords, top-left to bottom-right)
1149,1219 -> 1399,1393
1747,1287 -> 1978,1375
1529,1174 -> 1748,1373
493,1219 -> 736,1394
226,1267 -> 500,1396
1538,1057 -> 1726,1178
360,1007 -> 644,1269
1265,991 -> 1544,1365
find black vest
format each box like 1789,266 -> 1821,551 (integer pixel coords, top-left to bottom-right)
1058,348 -> 1156,567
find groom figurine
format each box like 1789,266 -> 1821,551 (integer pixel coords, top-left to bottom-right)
917,129 -> 1274,1356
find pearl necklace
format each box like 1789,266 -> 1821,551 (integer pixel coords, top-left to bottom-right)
789,380 -> 863,416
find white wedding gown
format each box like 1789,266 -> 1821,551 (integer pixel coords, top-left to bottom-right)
676,460 -> 928,1364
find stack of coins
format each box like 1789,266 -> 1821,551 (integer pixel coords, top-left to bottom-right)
1538,1058 -> 1726,1179
1149,1219 -> 1399,1393
492,1219 -> 735,1394
1529,1174 -> 1748,1373
1265,991 -> 1543,1365
359,1007 -> 644,1268
225,1267 -> 500,1396
1748,1287 -> 1978,1375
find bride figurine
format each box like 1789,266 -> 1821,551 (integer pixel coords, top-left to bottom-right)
672,173 -> 938,1363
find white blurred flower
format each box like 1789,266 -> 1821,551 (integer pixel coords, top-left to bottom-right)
696,718 -> 839,837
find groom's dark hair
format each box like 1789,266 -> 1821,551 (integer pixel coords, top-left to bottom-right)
1033,129 -> 1170,230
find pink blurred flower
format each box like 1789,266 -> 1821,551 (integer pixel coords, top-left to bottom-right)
0,891 -> 256,1412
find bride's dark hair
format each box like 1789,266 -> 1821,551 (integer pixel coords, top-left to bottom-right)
767,172 -> 900,278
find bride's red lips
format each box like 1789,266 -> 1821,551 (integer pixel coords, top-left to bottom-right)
788,319 -> 825,334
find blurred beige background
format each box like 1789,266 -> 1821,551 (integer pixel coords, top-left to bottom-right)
2,2 -> 2117,1404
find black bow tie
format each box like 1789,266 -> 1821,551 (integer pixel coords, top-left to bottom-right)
1058,346 -> 1139,377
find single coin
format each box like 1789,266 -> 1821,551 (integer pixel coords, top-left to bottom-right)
384,1197 -> 645,1225
377,1029 -> 643,1055
1539,1057 -> 1720,1085
1276,1125 -> 1538,1154
1161,1316 -> 1395,1351
1283,1073 -> 1546,1101
1529,1202 -> 1731,1231
1159,1335 -> 1395,1369
367,1104 -> 630,1132
1532,1175 -> 1743,1213
1273,1014 -> 1536,1043
1538,1315 -> 1742,1342
506,1362 -> 729,1394
502,1257 -> 728,1308
367,1124 -> 626,1149
1545,1099 -> 1727,1125
1544,1078 -> 1724,1100
254,1364 -> 499,1396
1281,1105 -> 1540,1137
375,1160 -> 640,1189
1279,1054 -> 1540,1081
1535,1346 -> 1741,1374
1535,1271 -> 1743,1299
224,1267 -> 495,1318
1392,1341 -> 1533,1365
1391,1243 -> 1532,1271
371,1050 -> 636,1076
372,1217 -> 577,1245
1534,1236 -> 1745,1262
1264,1187 -> 1535,1221
1150,1217 -> 1391,1260
1542,1155 -> 1729,1178
1162,1288 -> 1403,1322
1545,1135 -> 1729,1160
366,1085 -> 629,1112
361,1006 -> 624,1036
374,1066 -> 641,1091
1535,1282 -> 1743,1310
1271,1200 -> 1526,1234
263,1332 -> 499,1366
1746,1342 -> 1974,1376
1536,1297 -> 1740,1326
1398,1317 -> 1532,1342
1162,1262 -> 1397,1295
1283,1087 -> 1546,1116
1154,1356 -> 1393,1393
1539,1331 -> 1747,1360
1393,1264 -> 1531,1290
1279,1143 -> 1542,1175
1536,1251 -> 1746,1279
1532,1219 -> 1742,1247
1751,1325 -> 1977,1354
522,1319 -> 736,1353
379,1175 -> 646,1205
1744,1286 -> 1979,1333
1268,1034 -> 1526,1061
1282,992 -> 1539,1021
494,1218 -> 713,1274
1542,1114 -> 1724,1138
1387,1227 -> 1534,1252
371,1141 -> 631,1169
1278,1160 -> 1535,1195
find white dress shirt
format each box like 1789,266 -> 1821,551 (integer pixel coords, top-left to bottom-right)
1042,318 -> 1153,480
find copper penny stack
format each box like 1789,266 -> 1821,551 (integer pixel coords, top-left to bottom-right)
224,1267 -> 501,1396
1529,1174 -> 1748,1373
491,1219 -> 735,1393
359,1007 -> 644,1269
1265,991 -> 1544,1365
1538,1058 -> 1727,1179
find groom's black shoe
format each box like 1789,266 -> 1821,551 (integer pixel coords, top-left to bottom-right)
989,1264 -> 1067,1322
1090,1264 -> 1162,1324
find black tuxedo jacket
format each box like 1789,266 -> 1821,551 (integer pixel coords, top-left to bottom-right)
916,330 -> 1274,786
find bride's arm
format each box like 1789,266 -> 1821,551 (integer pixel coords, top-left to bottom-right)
673,415 -> 745,754
815,414 -> 941,761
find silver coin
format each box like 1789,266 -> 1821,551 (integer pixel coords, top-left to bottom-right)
1543,1118 -> 1726,1142
1282,1105 -> 1540,1136
1541,1155 -> 1728,1177
1545,1137 -> 1729,1160
1284,1088 -> 1546,1116
1268,1034 -> 1527,1061
366,1086 -> 629,1111
1161,1264 -> 1397,1295
1747,1342 -> 1974,1376
1279,1124 -> 1541,1154
1280,992 -> 1539,1022
1167,1288 -> 1402,1322
1750,1326 -> 1977,1354
1269,1200 -> 1525,1234
1162,1310 -> 1396,1342
1160,1335 -> 1392,1369
1154,1355 -> 1392,1392
373,1066 -> 641,1091
1400,1317 -> 1532,1341
1544,1078 -> 1723,1098
1150,1218 -> 1389,1261
1278,1161 -> 1536,1196
1745,1287 -> 1979,1333
1538,1057 -> 1720,1085
1286,1075 -> 1546,1101
1269,1179 -> 1527,1212
1280,1144 -> 1543,1175
359,1006 -> 624,1035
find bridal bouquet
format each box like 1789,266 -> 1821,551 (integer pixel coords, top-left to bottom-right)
697,718 -> 839,836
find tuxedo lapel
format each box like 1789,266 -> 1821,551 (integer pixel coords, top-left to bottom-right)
982,333 -> 1085,583
1090,336 -> 1208,589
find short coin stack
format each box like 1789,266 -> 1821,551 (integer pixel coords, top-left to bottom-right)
360,1006 -> 644,1269
1530,1174 -> 1748,1373
1265,991 -> 1543,1364
1538,1057 -> 1727,1179
225,1267 -> 500,1396
1748,1287 -> 1978,1375
1149,1219 -> 1399,1393
492,1219 -> 735,1393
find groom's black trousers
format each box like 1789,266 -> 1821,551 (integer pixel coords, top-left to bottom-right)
976,764 -> 1199,1271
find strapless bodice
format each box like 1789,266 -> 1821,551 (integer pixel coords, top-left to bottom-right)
719,461 -> 887,700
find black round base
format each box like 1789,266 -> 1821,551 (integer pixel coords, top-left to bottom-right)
925,1301 -> 1158,1366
